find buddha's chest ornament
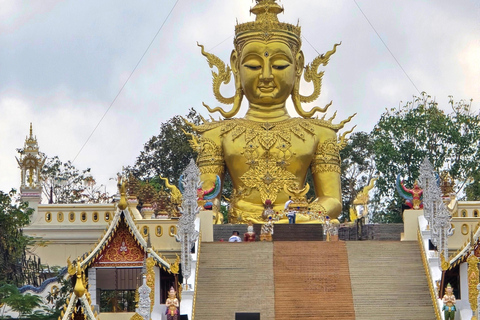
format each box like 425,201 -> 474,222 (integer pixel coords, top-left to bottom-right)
221,118 -> 315,203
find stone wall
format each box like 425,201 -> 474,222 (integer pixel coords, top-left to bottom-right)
338,223 -> 404,241
213,223 -> 403,242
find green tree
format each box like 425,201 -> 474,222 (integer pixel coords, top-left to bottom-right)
130,108 -> 201,185
129,109 -> 235,221
340,132 -> 376,221
0,283 -> 45,319
0,190 -> 34,286
42,277 -> 74,319
371,93 -> 480,221
465,171 -> 480,201
41,156 -> 110,204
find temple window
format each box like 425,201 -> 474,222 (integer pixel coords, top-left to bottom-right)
57,212 -> 64,222
461,210 -> 467,217
81,212 -> 87,222
105,212 -> 111,222
96,268 -> 142,312
45,212 -> 52,222
169,226 -> 177,237
93,212 -> 99,222
69,212 -> 75,222
142,226 -> 149,236
156,226 -> 163,237
474,210 -> 479,217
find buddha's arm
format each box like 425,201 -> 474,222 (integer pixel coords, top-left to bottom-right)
196,129 -> 225,200
310,131 -> 342,219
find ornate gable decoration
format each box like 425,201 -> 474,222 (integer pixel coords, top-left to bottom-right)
79,209 -> 170,270
92,220 -> 145,267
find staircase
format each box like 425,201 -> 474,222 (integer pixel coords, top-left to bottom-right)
194,242 -> 275,320
273,242 -> 355,320
194,240 -> 435,319
346,241 -> 435,320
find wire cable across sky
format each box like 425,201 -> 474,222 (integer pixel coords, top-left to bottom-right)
72,0 -> 180,164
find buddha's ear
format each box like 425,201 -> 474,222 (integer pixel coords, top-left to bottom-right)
296,50 -> 305,76
230,50 -> 239,74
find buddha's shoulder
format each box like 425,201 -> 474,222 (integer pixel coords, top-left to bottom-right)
191,116 -> 354,136
190,119 -> 226,134
301,117 -> 353,133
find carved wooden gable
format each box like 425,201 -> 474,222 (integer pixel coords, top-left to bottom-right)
93,219 -> 145,267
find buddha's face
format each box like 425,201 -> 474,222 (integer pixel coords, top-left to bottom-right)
236,41 -> 300,106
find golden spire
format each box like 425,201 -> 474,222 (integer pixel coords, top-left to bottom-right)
24,122 -> 39,152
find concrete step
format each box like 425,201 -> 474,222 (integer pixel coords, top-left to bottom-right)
346,241 -> 435,319
194,242 -> 275,320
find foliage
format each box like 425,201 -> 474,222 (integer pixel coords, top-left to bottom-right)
43,277 -> 74,319
129,108 -> 233,216
129,108 -> 201,185
41,156 -> 111,204
0,274 -> 74,319
0,190 -> 34,286
340,132 -> 376,221
0,283 -> 43,319
465,171 -> 480,201
371,93 -> 480,221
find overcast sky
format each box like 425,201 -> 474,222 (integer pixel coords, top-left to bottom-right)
1,0 -> 479,197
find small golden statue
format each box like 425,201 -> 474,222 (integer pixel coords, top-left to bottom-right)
165,286 -> 180,320
442,283 -> 456,320
185,0 -> 354,223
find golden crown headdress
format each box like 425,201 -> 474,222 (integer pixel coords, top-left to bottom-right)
234,0 -> 301,53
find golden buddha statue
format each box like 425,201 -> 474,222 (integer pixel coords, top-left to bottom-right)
185,0 -> 354,223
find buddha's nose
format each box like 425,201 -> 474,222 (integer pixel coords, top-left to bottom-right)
260,66 -> 273,82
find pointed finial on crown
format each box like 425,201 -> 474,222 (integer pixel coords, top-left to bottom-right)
235,0 -> 301,53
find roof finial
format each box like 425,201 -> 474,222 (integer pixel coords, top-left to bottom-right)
73,262 -> 86,297
117,175 -> 127,210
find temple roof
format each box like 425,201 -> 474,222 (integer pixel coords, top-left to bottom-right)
448,222 -> 480,268
61,291 -> 99,320
61,263 -> 99,320
78,206 -> 170,270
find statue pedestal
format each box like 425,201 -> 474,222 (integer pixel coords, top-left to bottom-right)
402,209 -> 424,241
180,290 -> 194,320
198,210 -> 214,242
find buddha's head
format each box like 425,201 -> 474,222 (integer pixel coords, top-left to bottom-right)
230,0 -> 304,109
199,0 -> 341,119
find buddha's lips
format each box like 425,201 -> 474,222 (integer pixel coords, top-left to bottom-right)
258,85 -> 275,92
